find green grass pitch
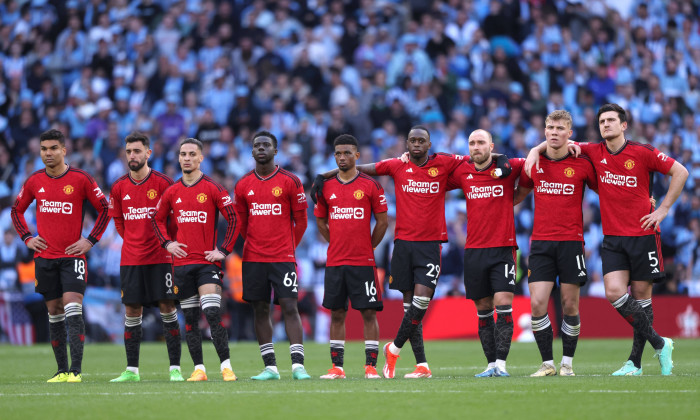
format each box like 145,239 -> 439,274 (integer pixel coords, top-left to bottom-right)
1,339 -> 698,420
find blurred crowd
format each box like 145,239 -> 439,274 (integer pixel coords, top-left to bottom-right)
1,0 -> 700,328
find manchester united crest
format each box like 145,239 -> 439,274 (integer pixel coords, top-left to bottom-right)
490,168 -> 499,179
354,189 -> 365,200
272,186 -> 283,197
63,185 -> 74,195
428,167 -> 439,177
147,189 -> 158,200
564,167 -> 575,178
624,159 -> 635,170
197,193 -> 207,203
174,286 -> 179,295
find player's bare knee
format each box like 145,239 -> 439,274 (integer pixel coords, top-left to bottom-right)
125,304 -> 143,317
159,300 -> 177,314
360,309 -> 377,322
330,309 -> 346,323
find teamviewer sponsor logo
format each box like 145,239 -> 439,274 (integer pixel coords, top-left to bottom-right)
124,206 -> 156,220
330,206 -> 365,220
39,199 -> 73,214
250,203 -> 282,216
600,171 -> 637,187
402,179 -> 440,194
535,181 -> 575,195
177,209 -> 207,223
466,185 -> 503,199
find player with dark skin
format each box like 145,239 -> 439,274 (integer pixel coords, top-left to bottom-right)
250,135 -> 305,358
316,138 -> 389,378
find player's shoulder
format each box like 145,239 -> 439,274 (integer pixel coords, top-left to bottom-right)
236,170 -> 256,185
278,168 -> 302,188
626,140 -> 657,153
202,174 -> 227,192
358,173 -> 382,190
151,169 -> 175,185
112,174 -> 129,187
68,166 -> 97,183
25,168 -> 46,184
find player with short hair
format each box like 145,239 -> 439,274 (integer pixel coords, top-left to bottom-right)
525,103 -> 688,375
514,111 -> 597,377
12,128 -> 111,383
447,129 -> 524,378
233,131 -> 311,380
109,132 -> 183,382
315,134 -> 389,379
312,125 -> 467,379
152,138 -> 239,382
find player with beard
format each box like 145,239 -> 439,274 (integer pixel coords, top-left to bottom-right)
109,132 -> 183,382
12,129 -> 110,383
311,126 -> 467,379
233,131 -> 311,380
447,129 -> 524,378
513,111 -> 597,377
315,134 -> 389,379
152,138 -> 239,382
525,103 -> 688,376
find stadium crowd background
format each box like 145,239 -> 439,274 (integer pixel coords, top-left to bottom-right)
1,0 -> 700,342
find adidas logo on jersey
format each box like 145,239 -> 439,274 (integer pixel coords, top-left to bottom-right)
537,168 -> 544,174
38,187 -> 45,193
329,194 -> 337,200
509,280 -> 515,285
431,279 -> 437,285
123,194 -> 131,200
369,297 -> 376,302
651,268 -> 659,273
176,198 -> 182,203
578,271 -> 586,277
406,168 -> 413,173
600,158 -> 608,164
248,190 -> 255,196
292,287 -> 297,292
466,174 -> 473,179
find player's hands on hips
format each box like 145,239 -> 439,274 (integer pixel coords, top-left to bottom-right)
567,140 -> 581,157
204,248 -> 225,262
167,241 -> 188,258
65,237 -> 93,256
310,174 -> 324,204
26,236 -> 48,252
399,152 -> 410,163
640,207 -> 668,231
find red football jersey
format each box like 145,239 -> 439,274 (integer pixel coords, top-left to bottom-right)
314,173 -> 388,266
578,140 -> 675,236
152,174 -> 239,266
448,158 -> 524,249
233,166 -> 308,262
519,154 -> 597,241
12,166 -> 110,259
375,153 -> 464,242
109,169 -> 174,266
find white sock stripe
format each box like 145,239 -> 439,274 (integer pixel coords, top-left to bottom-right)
531,315 -> 551,331
329,340 -> 345,345
48,313 -> 65,323
64,303 -> 83,317
200,294 -> 221,309
612,293 -> 629,308
562,321 -> 581,336
636,299 -> 652,308
180,296 -> 200,308
125,315 -> 143,327
290,344 -> 304,354
477,310 -> 495,318
495,307 -> 513,314
365,340 -> 379,346
412,296 -> 431,310
403,303 -> 410,313
260,343 -> 275,355
160,310 -> 178,323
